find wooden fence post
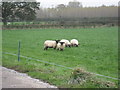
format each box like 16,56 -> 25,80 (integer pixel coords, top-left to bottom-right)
18,41 -> 21,61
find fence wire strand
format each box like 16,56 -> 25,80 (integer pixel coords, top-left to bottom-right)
2,52 -> 120,81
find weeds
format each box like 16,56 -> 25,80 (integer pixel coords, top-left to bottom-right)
68,68 -> 116,88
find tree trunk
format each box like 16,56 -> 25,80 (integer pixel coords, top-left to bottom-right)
3,19 -> 7,25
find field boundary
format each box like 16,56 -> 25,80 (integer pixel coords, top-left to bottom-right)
2,52 -> 120,81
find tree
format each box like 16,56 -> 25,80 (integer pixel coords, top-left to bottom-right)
68,0 -> 82,8
56,4 -> 66,9
15,2 -> 40,21
2,1 -> 40,25
0,3 -> 2,22
2,2 -> 16,25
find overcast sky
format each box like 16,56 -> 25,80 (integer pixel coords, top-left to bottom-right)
37,0 -> 119,8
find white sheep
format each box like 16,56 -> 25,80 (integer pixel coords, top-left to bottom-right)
70,39 -> 79,47
56,42 -> 65,51
60,39 -> 71,47
44,40 -> 60,50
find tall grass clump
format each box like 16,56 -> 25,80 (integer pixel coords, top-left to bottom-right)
68,68 -> 117,88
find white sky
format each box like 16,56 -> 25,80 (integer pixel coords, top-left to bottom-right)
37,0 -> 119,8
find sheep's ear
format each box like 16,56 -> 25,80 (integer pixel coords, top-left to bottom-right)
55,40 -> 59,43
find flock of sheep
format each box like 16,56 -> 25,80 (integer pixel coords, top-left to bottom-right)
44,39 -> 79,51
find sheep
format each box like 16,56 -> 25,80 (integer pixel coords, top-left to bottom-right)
70,39 -> 79,47
60,39 -> 71,47
56,42 -> 65,51
44,40 -> 60,50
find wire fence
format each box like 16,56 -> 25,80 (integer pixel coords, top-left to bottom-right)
2,52 -> 120,81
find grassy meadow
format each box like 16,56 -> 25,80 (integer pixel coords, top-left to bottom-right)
2,27 -> 118,88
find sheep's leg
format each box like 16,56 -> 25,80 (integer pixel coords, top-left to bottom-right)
57,48 -> 60,51
53,46 -> 57,49
71,44 -> 74,47
44,46 -> 48,50
73,44 -> 76,47
58,48 -> 60,50
56,47 -> 58,50
68,45 -> 71,47
44,47 -> 46,50
60,48 -> 63,51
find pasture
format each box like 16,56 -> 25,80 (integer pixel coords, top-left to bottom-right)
2,27 -> 118,88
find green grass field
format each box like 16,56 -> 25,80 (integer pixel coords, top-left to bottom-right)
2,27 -> 118,88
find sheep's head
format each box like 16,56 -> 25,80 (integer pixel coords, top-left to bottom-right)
55,40 -> 60,44
59,42 -> 65,45
76,43 -> 80,47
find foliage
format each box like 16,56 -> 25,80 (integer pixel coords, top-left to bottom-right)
2,1 -> 40,25
2,2 -> 16,25
2,16 -> 118,29
36,6 -> 118,19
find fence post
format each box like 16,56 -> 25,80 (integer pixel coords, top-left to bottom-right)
18,41 -> 21,61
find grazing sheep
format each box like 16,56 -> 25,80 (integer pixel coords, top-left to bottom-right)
44,40 -> 60,50
70,39 -> 79,47
60,39 -> 71,47
56,42 -> 65,51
